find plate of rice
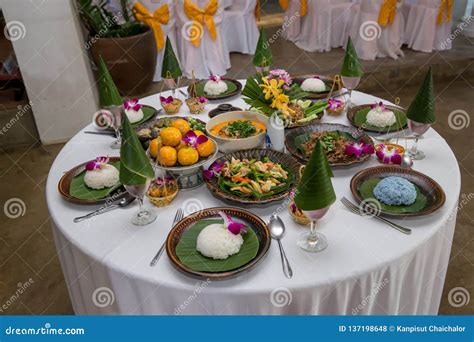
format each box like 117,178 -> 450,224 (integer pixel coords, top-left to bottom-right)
188,78 -> 242,101
350,166 -> 446,218
293,75 -> 343,99
347,103 -> 407,133
166,207 -> 271,279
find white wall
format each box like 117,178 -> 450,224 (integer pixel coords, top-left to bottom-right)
1,0 -> 98,145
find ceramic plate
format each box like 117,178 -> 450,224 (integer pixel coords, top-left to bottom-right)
189,79 -> 243,100
347,104 -> 407,134
293,75 -> 343,99
166,207 -> 271,279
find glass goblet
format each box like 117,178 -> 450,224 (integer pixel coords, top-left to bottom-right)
297,206 -> 331,253
105,105 -> 124,149
341,76 -> 361,109
407,119 -> 431,160
164,77 -> 180,97
124,179 -> 157,226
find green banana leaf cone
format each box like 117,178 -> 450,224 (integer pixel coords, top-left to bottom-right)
406,67 -> 436,124
120,115 -> 155,186
294,140 -> 336,211
161,37 -> 182,79
253,28 -> 273,67
97,55 -> 123,107
341,36 -> 364,78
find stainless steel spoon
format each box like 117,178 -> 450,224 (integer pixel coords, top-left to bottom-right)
268,214 -> 293,279
73,196 -> 135,222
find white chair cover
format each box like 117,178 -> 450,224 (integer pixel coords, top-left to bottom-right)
348,0 -> 405,60
174,0 -> 230,79
403,0 -> 452,52
223,0 -> 259,54
293,0 -> 353,52
282,0 -> 303,41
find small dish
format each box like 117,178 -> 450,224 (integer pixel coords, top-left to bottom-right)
188,79 -> 242,101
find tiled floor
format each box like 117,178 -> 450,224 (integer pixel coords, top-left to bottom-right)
0,29 -> 473,315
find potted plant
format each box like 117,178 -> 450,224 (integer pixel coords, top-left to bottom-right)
76,0 -> 157,94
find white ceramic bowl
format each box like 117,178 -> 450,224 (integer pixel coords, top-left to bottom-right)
206,111 -> 268,153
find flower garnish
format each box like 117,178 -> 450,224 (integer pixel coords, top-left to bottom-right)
209,75 -> 222,82
85,156 -> 109,171
154,176 -> 175,186
197,96 -> 208,103
160,96 -> 174,104
345,141 -> 375,158
259,76 -> 284,100
218,211 -> 247,235
375,144 -> 402,165
268,69 -> 292,86
370,101 -> 386,111
328,98 -> 344,110
123,99 -> 142,111
203,161 -> 223,181
182,130 -> 208,148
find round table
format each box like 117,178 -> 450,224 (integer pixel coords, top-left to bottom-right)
46,87 -> 460,315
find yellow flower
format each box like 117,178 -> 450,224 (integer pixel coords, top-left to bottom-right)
271,93 -> 294,116
259,77 -> 285,100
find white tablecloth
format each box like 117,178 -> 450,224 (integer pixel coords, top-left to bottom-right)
47,87 -> 460,315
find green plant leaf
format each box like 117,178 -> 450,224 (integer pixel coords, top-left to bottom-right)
70,162 -> 122,200
175,219 -> 259,272
341,36 -> 364,77
253,28 -> 272,67
358,178 -> 427,213
161,37 -> 182,79
130,106 -> 155,126
97,56 -> 123,107
406,67 -> 436,124
354,108 -> 407,132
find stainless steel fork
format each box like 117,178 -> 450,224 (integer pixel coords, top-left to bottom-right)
149,209 -> 184,266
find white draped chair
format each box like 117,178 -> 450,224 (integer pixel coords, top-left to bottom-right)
403,0 -> 453,52
222,0 -> 259,54
281,0 -> 304,41
348,0 -> 405,60
174,0 -> 230,79
293,0 -> 353,52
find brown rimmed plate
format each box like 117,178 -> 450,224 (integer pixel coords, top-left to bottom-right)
350,166 -> 446,218
58,157 -> 127,205
293,75 -> 342,99
188,78 -> 242,101
166,207 -> 271,279
95,105 -> 159,131
204,149 -> 301,205
347,104 -> 407,134
285,123 -> 373,166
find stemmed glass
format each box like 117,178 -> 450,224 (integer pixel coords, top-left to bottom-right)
407,119 -> 431,160
297,206 -> 331,252
163,76 -> 180,97
105,105 -> 124,149
341,76 -> 361,109
124,178 -> 157,226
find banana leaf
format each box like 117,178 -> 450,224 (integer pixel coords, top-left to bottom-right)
70,161 -> 122,200
175,219 -> 259,272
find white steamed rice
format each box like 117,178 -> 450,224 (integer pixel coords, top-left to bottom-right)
84,164 -> 119,190
204,80 -> 228,96
366,108 -> 396,128
300,78 -> 326,92
125,108 -> 144,124
196,223 -> 243,259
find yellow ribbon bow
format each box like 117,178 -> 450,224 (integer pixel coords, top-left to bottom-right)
279,0 -> 307,17
133,2 -> 170,50
378,0 -> 397,27
437,0 -> 453,25
255,0 -> 261,21
184,0 -> 218,47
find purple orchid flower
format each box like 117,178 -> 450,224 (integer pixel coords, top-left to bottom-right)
268,69 -> 292,86
202,161 -> 223,181
375,144 -> 402,165
370,101 -> 386,111
197,96 -> 208,103
123,99 -> 142,111
182,130 -> 208,148
345,141 -> 375,158
85,156 -> 109,171
154,176 -> 174,186
218,211 -> 247,235
328,98 -> 344,110
160,96 -> 174,104
209,75 -> 222,82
